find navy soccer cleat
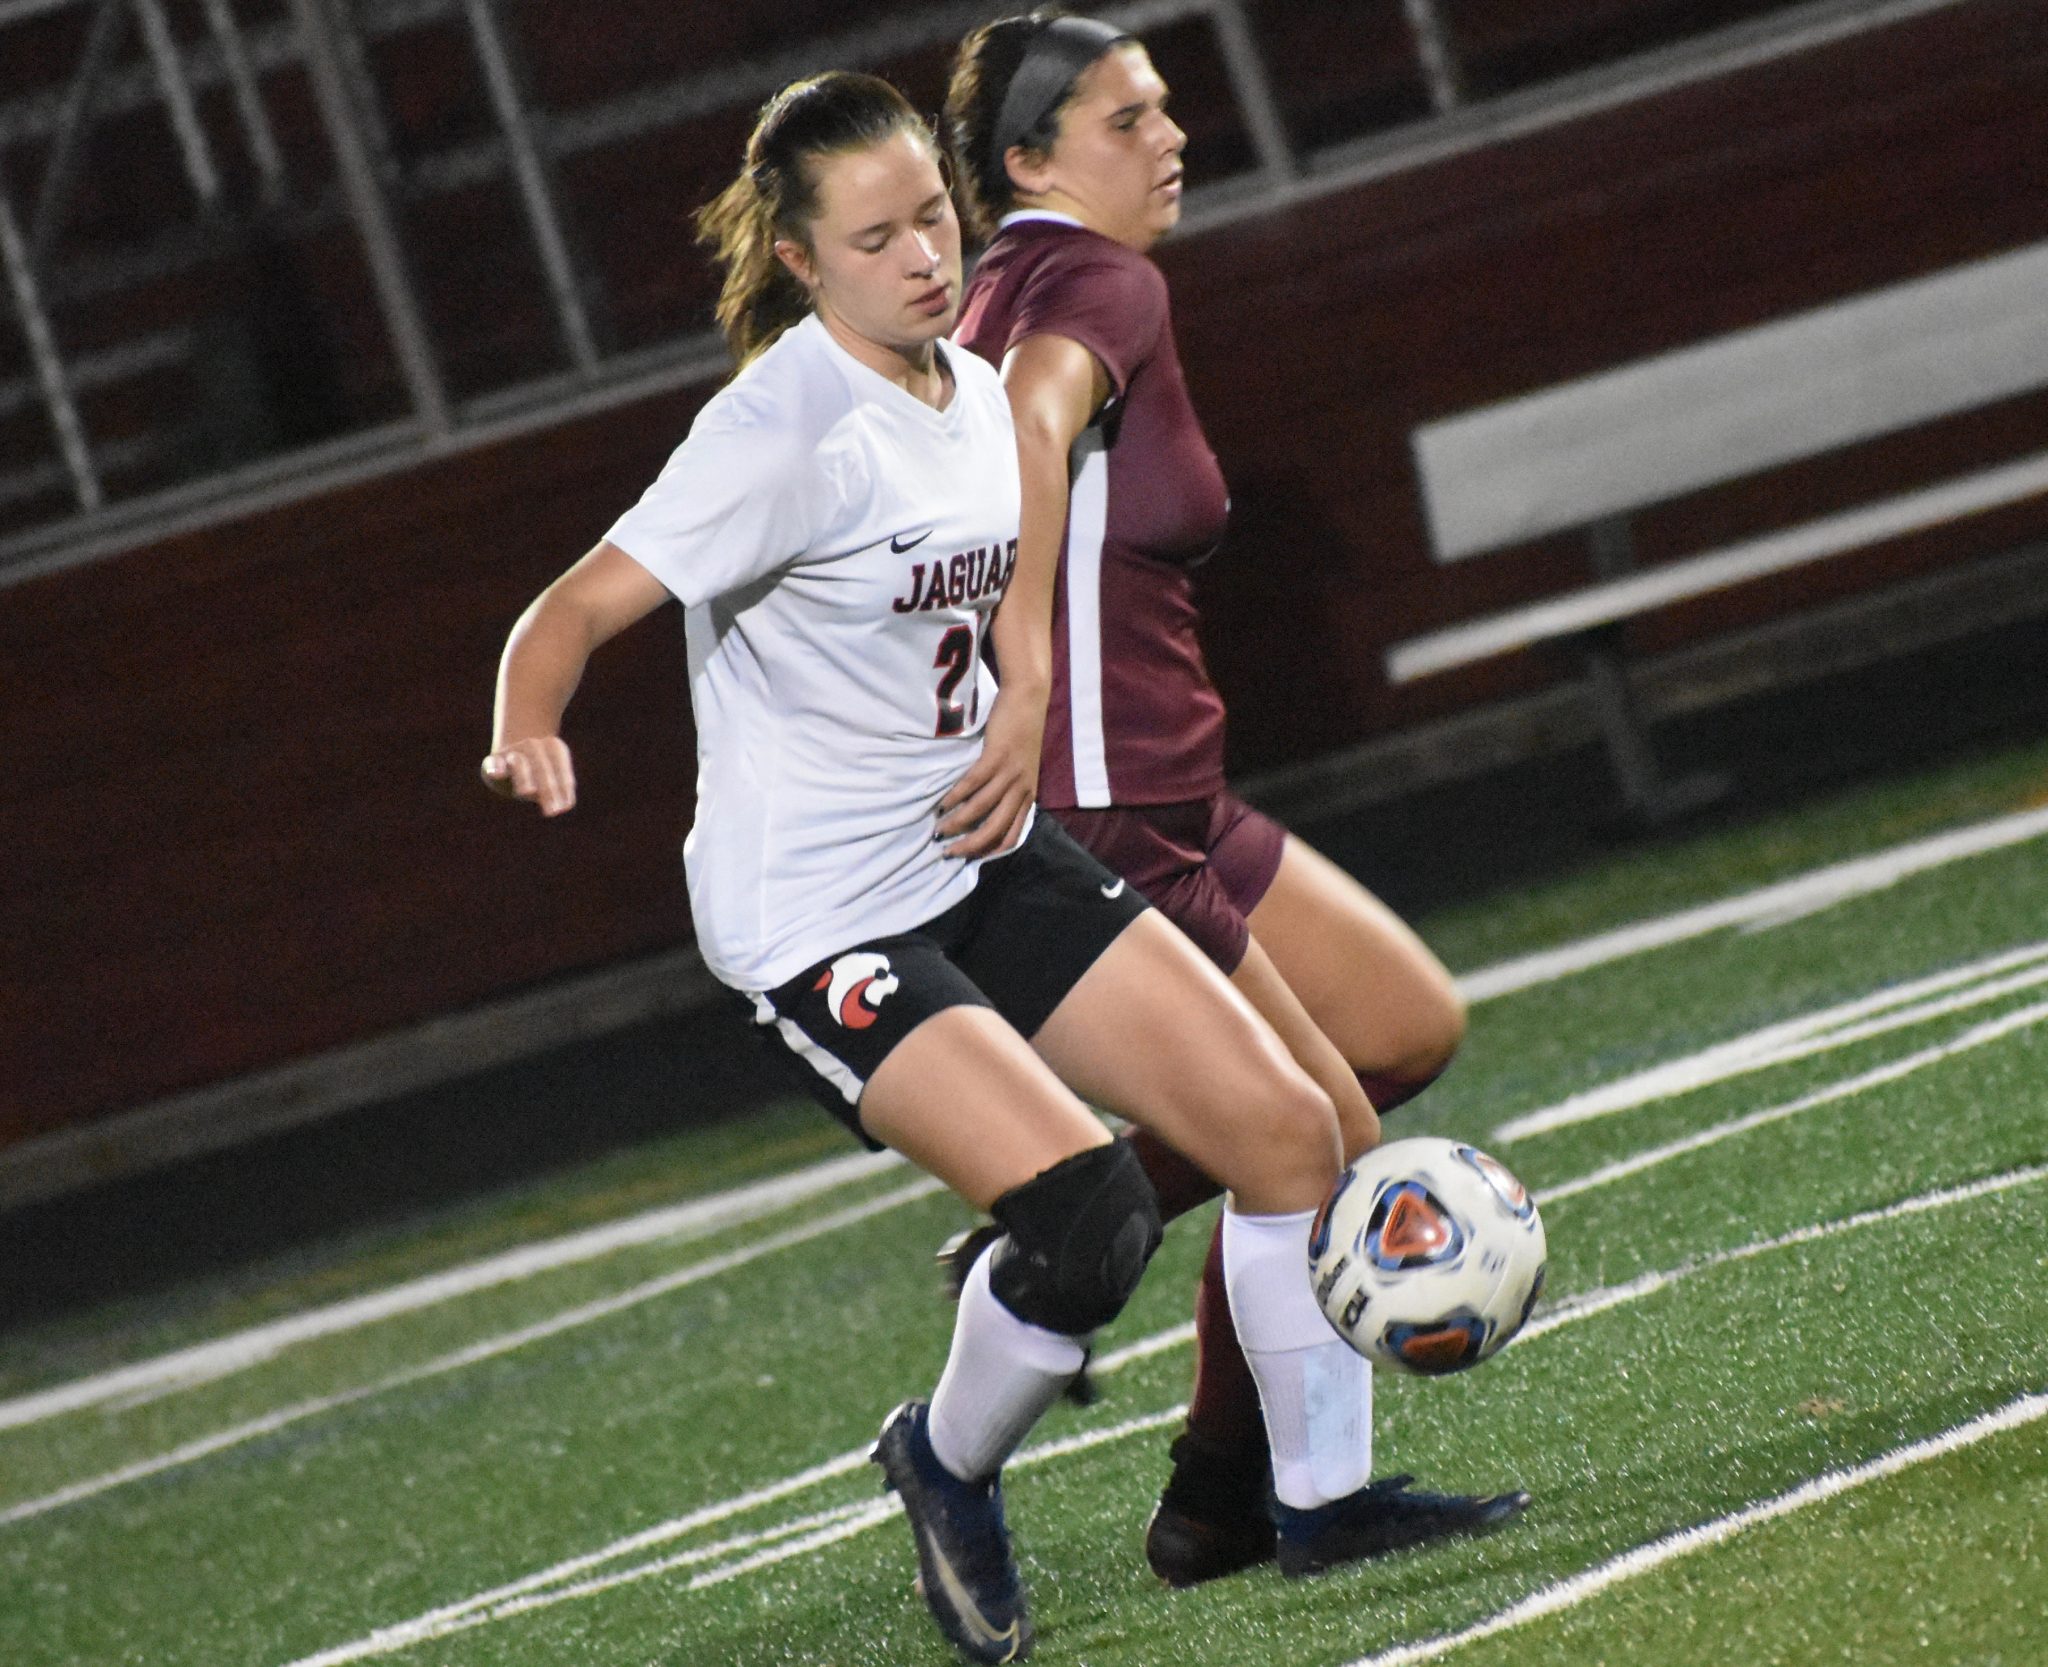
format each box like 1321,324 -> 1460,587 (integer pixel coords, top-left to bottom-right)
1143,1429 -> 1277,1587
1274,1473 -> 1531,1578
871,1399 -> 1034,1664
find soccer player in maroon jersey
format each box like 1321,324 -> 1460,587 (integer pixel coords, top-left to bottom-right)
940,12 -> 1528,1587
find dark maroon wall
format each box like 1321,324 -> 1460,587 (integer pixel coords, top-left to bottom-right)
1,397 -> 709,1145
1171,0 -> 2048,762
5,0 -> 2045,1144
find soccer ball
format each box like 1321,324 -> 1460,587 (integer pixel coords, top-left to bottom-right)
1308,1136 -> 1546,1375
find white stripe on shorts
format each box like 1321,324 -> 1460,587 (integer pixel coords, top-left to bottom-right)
752,993 -> 865,1105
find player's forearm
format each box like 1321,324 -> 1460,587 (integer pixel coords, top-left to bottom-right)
988,605 -> 1051,712
992,424 -> 1071,697
492,586 -> 597,749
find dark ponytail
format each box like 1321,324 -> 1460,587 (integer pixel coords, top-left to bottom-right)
945,10 -> 1128,242
697,72 -> 933,366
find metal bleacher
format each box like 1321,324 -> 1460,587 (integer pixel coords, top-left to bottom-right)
0,0 -> 1913,585
1389,240 -> 2048,818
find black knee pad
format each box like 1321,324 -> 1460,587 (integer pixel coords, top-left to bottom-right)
986,1141 -> 1163,1335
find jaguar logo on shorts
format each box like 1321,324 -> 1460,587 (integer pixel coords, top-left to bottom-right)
813,951 -> 900,1030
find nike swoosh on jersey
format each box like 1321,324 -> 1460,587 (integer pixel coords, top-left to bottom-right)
891,528 -> 934,553
1100,877 -> 1126,899
919,1524 -> 1024,1660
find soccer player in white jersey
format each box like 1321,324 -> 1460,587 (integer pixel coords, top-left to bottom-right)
483,73 -> 1382,1666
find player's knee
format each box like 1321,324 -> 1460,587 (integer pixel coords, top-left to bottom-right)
1418,979 -> 1467,1074
1242,1071 -> 1344,1212
1437,976 -> 1469,1054
986,1141 -> 1163,1335
1380,971 -> 1467,1085
1358,982 -> 1463,1113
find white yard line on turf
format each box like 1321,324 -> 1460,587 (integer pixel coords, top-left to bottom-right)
1496,941 -> 2048,1141
1531,999 -> 2048,1203
282,1499 -> 897,1666
12,803 -> 2047,1438
274,1164 -> 2048,1667
17,989 -> 2045,1531
1343,1390 -> 2048,1667
1094,1321 -> 1198,1372
273,1448 -> 890,1665
0,1148 -> 905,1434
683,1406 -> 1187,1592
1523,1163 -> 2048,1338
20,971 -> 2046,1531
1460,802 -> 2048,1001
277,1406 -> 1190,1667
0,1179 -> 941,1528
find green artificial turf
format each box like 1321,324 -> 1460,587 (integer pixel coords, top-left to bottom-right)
5,738 -> 2048,1667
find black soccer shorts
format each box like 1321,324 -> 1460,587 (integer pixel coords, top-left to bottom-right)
743,813 -> 1151,1148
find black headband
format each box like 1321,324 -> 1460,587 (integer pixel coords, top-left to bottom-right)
988,15 -> 1130,171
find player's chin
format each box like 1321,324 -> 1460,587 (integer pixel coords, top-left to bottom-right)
899,301 -> 959,342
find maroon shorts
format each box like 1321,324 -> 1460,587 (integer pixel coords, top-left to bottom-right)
1052,792 -> 1288,975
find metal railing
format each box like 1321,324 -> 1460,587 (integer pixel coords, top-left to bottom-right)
0,0 -> 1960,582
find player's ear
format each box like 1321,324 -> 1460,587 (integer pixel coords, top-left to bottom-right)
1003,141 -> 1056,202
773,237 -> 817,293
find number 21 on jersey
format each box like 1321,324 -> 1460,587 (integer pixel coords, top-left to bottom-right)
932,616 -> 983,737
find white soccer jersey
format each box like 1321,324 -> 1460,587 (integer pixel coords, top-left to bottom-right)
606,313 -> 1023,992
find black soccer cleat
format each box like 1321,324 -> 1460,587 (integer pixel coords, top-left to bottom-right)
1273,1473 -> 1531,1578
871,1399 -> 1034,1664
1143,1429 -> 1277,1587
937,1225 -> 1099,1407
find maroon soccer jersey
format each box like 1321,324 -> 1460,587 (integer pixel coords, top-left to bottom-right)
955,216 -> 1230,809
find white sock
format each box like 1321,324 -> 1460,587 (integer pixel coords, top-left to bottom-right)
1222,1204 -> 1373,1510
927,1247 -> 1090,1482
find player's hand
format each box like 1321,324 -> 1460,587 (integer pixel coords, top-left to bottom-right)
481,736 -> 577,817
937,685 -> 1043,858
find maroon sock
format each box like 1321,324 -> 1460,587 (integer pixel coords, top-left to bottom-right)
1122,1125 -> 1224,1221
1185,1215 -> 1267,1453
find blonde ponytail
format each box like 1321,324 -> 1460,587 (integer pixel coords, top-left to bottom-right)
695,73 -> 933,369
694,168 -> 812,367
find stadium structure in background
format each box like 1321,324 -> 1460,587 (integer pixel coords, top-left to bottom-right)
0,0 -> 1959,567
2,0 -> 2045,1200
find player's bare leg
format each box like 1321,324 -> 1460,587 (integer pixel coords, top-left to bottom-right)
860,973 -> 1350,1660
861,1008 -> 1126,1666
1248,835 -> 1466,1106
1248,838 -> 1525,1576
1031,911 -> 1343,1212
1229,938 -> 1382,1156
990,910 -> 1394,1587
1032,913 -> 1495,1569
861,1006 -> 1112,1210
1125,843 -> 1507,1584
